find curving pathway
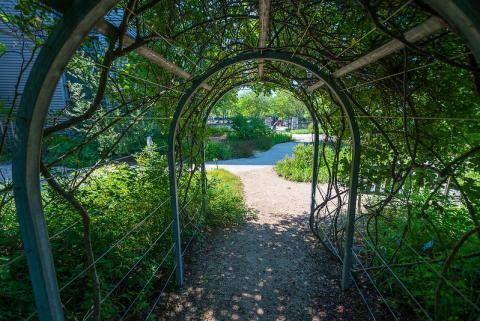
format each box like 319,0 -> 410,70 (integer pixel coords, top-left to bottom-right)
161,141 -> 373,321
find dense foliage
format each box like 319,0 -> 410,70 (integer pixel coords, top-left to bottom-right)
1,0 -> 480,320
212,89 -> 310,123
206,169 -> 249,227
276,142 -> 480,320
205,116 -> 291,160
0,147 -> 247,320
275,144 -> 350,183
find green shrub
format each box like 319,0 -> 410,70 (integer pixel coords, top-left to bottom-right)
275,144 -> 316,182
368,194 -> 480,320
275,144 -> 348,183
0,146 -> 248,320
271,132 -> 292,145
229,115 -> 272,140
205,140 -> 234,160
206,169 -> 248,227
207,125 -> 232,137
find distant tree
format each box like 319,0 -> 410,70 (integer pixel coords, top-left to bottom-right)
273,90 -> 309,120
211,87 -> 309,123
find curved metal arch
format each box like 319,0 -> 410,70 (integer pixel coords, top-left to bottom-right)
193,77 -> 321,228
198,78 -> 324,246
12,1 -> 119,320
167,49 -> 361,289
12,1 -> 480,319
426,0 -> 480,62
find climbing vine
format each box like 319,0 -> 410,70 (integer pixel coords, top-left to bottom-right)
0,1 -> 479,320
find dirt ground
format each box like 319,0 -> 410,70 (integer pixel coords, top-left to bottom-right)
159,165 -> 373,321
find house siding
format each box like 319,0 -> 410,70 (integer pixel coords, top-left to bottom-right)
0,0 -> 69,151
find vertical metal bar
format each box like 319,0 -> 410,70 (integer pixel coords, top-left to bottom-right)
200,140 -> 207,217
341,125 -> 361,290
167,138 -> 184,286
13,1 -> 118,319
310,120 -> 320,217
12,174 -> 65,321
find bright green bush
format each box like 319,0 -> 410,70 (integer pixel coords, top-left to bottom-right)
271,132 -> 292,145
206,169 -> 248,227
275,144 -> 316,182
229,115 -> 271,140
275,144 -> 349,183
0,146 -> 248,320
206,125 -> 232,137
205,140 -> 234,160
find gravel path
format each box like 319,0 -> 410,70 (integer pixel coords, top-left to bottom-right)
161,144 -> 371,320
208,142 -> 300,166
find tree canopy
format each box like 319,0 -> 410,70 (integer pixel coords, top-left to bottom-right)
212,87 -> 309,120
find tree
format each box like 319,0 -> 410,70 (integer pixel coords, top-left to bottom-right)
211,87 -> 309,122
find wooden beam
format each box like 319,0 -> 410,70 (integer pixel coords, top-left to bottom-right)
307,17 -> 445,92
40,0 -> 213,91
258,0 -> 271,80
95,20 -> 212,90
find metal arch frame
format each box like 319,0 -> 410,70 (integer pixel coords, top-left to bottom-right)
167,49 -> 361,289
196,79 -> 321,230
12,1 -> 119,320
11,1 -> 480,319
425,0 -> 480,63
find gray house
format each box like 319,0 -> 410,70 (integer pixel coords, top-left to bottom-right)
0,1 -> 132,155
0,0 -> 69,152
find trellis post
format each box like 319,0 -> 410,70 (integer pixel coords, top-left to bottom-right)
200,140 -> 208,217
167,138 -> 185,286
310,116 -> 320,218
341,133 -> 361,290
13,1 -> 119,320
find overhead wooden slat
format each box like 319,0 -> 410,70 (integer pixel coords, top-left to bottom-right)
307,17 -> 445,92
41,0 -> 212,90
95,20 -> 212,90
258,0 -> 271,80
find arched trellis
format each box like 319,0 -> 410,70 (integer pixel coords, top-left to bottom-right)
195,78 -> 340,258
10,1 -> 480,320
196,78 -> 324,248
12,1 -> 119,320
196,79 -> 341,256
166,49 -> 361,288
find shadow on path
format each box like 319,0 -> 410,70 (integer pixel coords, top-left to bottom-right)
160,214 -> 369,321
158,153 -> 376,321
